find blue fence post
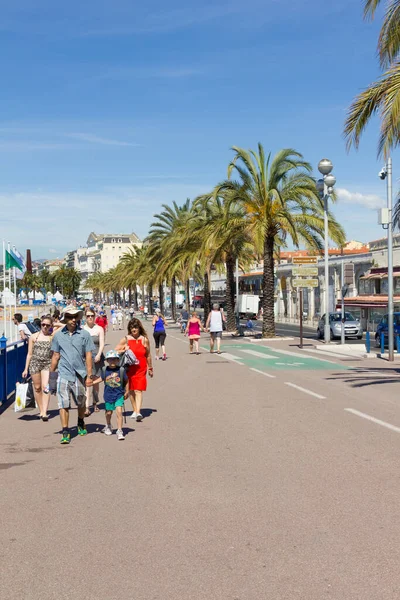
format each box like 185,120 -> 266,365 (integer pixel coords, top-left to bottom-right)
0,335 -> 7,405
397,335 -> 400,354
365,331 -> 370,354
381,332 -> 385,355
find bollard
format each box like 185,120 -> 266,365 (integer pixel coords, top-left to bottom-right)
365,331 -> 370,354
381,332 -> 385,355
397,335 -> 400,354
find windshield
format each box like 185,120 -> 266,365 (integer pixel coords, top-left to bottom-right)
330,312 -> 356,322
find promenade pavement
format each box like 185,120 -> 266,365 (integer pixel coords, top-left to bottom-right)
1,318 -> 400,599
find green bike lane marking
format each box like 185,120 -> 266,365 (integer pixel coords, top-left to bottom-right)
202,343 -> 349,371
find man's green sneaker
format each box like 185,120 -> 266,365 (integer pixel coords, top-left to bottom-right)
77,421 -> 87,436
60,431 -> 71,444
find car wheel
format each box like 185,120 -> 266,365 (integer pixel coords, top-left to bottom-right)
357,335 -> 362,340
317,328 -> 322,339
330,329 -> 334,340
374,334 -> 380,348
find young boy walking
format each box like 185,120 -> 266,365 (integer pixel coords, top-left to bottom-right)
101,350 -> 129,441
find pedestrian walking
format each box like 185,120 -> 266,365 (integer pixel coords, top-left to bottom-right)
152,308 -> 168,360
95,311 -> 108,335
13,313 -> 31,341
116,318 -> 153,422
111,311 -> 118,331
186,312 -> 205,354
49,306 -> 95,445
22,315 -> 54,421
180,308 -> 189,333
100,350 -> 129,440
117,309 -> 123,330
205,303 -> 226,354
83,308 -> 105,415
51,309 -> 64,333
143,305 -> 149,320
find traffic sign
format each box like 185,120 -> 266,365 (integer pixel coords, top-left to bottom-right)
292,267 -> 318,276
292,278 -> 319,288
292,256 -> 318,264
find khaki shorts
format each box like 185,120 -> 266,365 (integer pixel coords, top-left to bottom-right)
57,375 -> 86,410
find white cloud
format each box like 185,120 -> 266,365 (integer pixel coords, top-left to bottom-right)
66,133 -> 139,147
336,188 -> 385,210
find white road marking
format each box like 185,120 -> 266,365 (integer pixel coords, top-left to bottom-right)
303,347 -> 354,359
169,335 -> 188,344
284,382 -> 326,400
345,408 -> 400,434
268,347 -> 340,365
250,368 -> 276,378
241,349 -> 276,359
221,353 -> 244,364
275,362 -> 304,366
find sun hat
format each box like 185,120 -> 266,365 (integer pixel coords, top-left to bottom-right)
105,350 -> 120,360
60,305 -> 84,323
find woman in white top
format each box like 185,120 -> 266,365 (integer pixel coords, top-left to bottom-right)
205,303 -> 226,354
83,308 -> 105,414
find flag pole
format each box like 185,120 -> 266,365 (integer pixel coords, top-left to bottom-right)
8,242 -> 13,342
12,245 -> 17,321
2,240 -> 6,339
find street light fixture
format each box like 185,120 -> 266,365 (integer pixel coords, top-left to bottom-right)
318,159 -> 336,344
378,158 -> 394,361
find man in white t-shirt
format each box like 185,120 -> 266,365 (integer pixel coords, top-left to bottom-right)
13,313 -> 31,340
205,303 -> 226,354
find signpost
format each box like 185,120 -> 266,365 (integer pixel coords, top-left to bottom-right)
292,256 -> 318,264
292,267 -> 318,277
291,257 -> 319,348
292,278 -> 319,288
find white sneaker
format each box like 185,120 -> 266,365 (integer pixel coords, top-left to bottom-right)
130,411 -> 137,419
136,413 -> 143,422
117,429 -> 125,440
102,426 -> 112,436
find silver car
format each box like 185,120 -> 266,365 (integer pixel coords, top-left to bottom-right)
317,312 -> 363,340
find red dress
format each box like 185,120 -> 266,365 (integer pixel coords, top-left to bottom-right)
127,337 -> 148,391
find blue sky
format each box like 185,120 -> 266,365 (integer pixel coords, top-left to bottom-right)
0,0 -> 393,259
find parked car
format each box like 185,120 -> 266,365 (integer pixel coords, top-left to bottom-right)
317,312 -> 363,340
374,312 -> 400,348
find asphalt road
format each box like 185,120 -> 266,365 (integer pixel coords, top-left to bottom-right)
241,319 -> 368,345
1,319 -> 400,599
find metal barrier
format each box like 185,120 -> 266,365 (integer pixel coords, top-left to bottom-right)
0,336 -> 28,408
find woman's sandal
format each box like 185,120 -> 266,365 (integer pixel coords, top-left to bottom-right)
84,409 -> 91,417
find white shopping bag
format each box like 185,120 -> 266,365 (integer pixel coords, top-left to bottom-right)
14,382 -> 28,412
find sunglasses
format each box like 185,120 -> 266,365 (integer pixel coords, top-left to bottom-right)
42,323 -> 51,327
86,314 -> 95,318
64,314 -> 77,320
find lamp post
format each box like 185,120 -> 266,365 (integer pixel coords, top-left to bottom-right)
379,159 -> 394,361
317,159 -> 336,344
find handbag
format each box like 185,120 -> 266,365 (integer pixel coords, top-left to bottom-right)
14,379 -> 36,412
119,348 -> 139,369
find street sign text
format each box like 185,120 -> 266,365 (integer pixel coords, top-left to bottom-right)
292,278 -> 319,288
292,267 -> 318,276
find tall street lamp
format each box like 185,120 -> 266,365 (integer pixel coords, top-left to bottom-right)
317,159 -> 336,344
378,158 -> 394,361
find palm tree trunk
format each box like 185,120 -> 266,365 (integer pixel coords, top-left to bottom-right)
148,284 -> 154,314
262,235 -> 276,338
171,276 -> 176,320
128,287 -> 132,307
134,287 -> 138,311
203,271 -> 211,324
225,256 -> 236,332
159,283 -> 164,313
185,280 -> 190,309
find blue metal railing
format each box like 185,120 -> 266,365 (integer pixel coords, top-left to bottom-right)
0,336 -> 28,409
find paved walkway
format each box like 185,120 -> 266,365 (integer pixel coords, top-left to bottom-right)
2,319 -> 400,599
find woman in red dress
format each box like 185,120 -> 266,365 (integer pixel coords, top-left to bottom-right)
116,318 -> 153,422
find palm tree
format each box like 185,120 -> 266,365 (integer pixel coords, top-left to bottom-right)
147,200 -> 192,319
217,144 -> 346,338
194,192 -> 255,331
344,0 -> 400,157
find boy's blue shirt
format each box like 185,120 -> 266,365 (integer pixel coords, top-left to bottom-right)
102,366 -> 128,403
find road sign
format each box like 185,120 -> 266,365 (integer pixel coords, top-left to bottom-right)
292,267 -> 318,276
292,278 -> 319,288
292,256 -> 318,264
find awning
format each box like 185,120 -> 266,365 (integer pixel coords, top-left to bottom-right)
360,273 -> 384,280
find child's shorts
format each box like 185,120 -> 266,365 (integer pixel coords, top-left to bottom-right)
105,396 -> 125,412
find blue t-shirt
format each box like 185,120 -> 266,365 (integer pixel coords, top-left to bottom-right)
102,367 -> 128,403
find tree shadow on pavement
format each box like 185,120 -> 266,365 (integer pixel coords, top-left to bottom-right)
326,368 -> 400,388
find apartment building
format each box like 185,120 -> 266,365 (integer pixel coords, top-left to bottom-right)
65,232 -> 142,291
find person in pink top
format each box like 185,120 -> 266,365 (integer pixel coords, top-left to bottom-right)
186,312 -> 206,355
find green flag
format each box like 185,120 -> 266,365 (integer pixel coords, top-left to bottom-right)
5,249 -> 22,271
